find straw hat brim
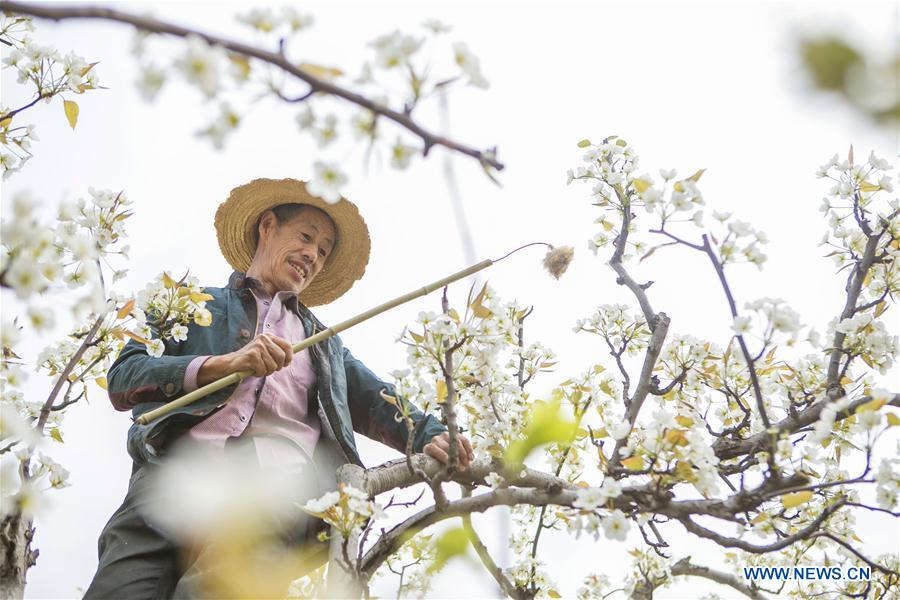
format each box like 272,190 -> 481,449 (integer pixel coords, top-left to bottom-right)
215,178 -> 370,307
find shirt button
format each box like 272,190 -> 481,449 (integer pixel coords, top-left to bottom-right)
240,328 -> 251,338
164,382 -> 176,394
239,415 -> 246,422
265,323 -> 271,328
264,301 -> 270,306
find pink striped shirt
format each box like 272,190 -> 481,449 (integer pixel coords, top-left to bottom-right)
183,280 -> 321,463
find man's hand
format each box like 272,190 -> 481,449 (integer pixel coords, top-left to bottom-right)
423,431 -> 475,472
197,333 -> 294,386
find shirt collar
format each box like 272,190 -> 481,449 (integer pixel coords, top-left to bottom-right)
226,271 -> 301,314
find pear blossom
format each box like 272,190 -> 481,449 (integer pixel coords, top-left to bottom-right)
135,64 -> 166,101
601,509 -> 629,541
174,34 -> 226,98
452,41 -> 489,88
307,161 -> 348,203
390,137 -> 417,169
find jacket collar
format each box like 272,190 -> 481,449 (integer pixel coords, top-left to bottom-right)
226,271 -> 322,326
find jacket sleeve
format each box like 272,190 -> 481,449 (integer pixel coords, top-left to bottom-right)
107,336 -> 200,412
341,345 -> 446,454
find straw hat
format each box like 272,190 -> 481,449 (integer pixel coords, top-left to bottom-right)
215,178 -> 370,307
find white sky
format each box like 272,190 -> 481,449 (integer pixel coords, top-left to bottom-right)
2,0 -> 898,598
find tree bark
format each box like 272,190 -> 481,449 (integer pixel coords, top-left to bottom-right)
0,512 -> 38,600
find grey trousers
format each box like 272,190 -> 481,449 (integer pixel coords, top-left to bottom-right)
84,442 -> 328,600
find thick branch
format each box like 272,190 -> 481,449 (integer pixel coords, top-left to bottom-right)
0,1 -> 504,172
362,455 -> 577,497
669,558 -> 768,600
359,487 -> 575,577
608,191 -> 657,324
608,312 -> 670,471
826,229 -> 886,386
35,314 -> 104,432
712,393 -> 900,461
678,498 -> 846,553
633,556 -> 769,600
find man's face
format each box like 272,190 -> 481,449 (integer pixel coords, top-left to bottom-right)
252,206 -> 337,295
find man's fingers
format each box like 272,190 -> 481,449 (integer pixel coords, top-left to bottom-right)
457,442 -> 470,467
424,443 -> 449,464
430,433 -> 471,469
270,335 -> 294,367
260,335 -> 287,371
461,435 -> 474,461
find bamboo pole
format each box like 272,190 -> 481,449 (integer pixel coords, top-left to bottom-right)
135,259 -> 493,425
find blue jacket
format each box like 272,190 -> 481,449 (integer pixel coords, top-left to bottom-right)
109,271 -> 445,485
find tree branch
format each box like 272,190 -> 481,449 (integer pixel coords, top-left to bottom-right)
0,1 -> 505,172
712,393 -> 900,461
460,489 -> 521,599
677,498 -> 846,553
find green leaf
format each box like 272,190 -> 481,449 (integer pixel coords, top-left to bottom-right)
63,99 -> 79,129
428,527 -> 469,574
504,400 -> 576,465
577,139 -> 591,148
621,455 -> 644,470
50,428 -> 64,443
781,491 -> 813,509
162,271 -> 178,289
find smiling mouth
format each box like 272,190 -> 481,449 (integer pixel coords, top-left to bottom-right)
287,260 -> 309,280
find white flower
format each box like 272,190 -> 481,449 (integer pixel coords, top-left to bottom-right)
422,19 -> 451,34
1,319 -> 22,349
390,137 -> 418,169
732,315 -> 752,335
236,7 -> 278,32
727,220 -> 753,237
171,324 -> 188,343
868,151 -> 890,171
295,106 -> 315,130
601,510 -> 629,541
770,306 -> 801,333
27,306 -> 55,333
312,114 -> 338,148
610,421 -> 631,441
306,161 -> 348,204
485,472 -> 505,490
659,168 -> 677,180
452,41 -> 489,88
282,7 -> 314,31
135,63 -> 166,102
598,477 -> 622,500
371,31 -> 422,69
39,453 -> 70,488
304,490 -> 340,514
6,257 -> 45,299
146,338 -> 165,358
671,193 -> 693,212
573,487 -> 605,511
691,210 -> 704,227
174,34 -> 225,98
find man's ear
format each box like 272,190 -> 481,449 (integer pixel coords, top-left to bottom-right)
257,209 -> 278,242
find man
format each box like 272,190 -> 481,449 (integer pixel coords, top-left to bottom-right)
85,178 -> 474,599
